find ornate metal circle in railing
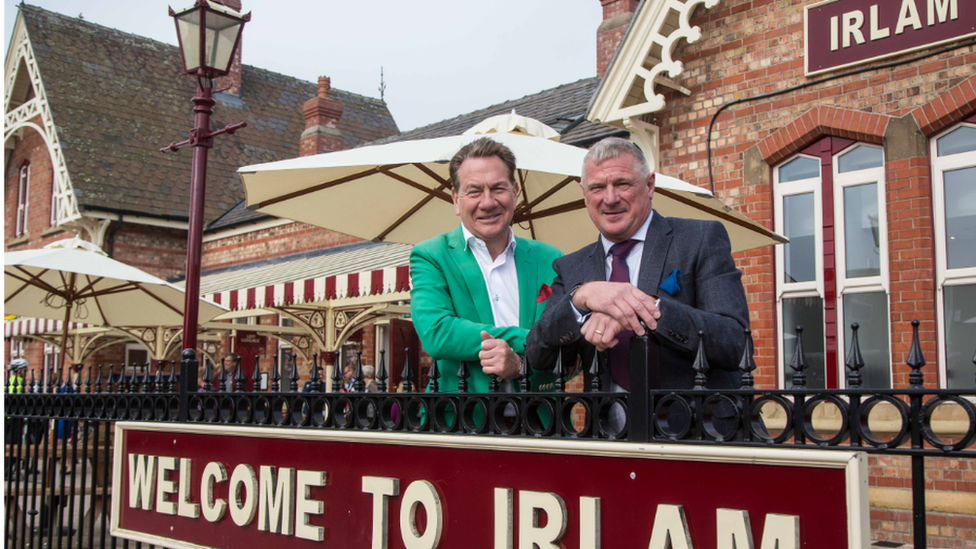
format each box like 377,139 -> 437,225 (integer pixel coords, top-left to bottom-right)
154,396 -> 167,421
168,396 -> 180,421
802,395 -> 850,446
460,397 -> 489,435
432,397 -> 458,433
524,397 -> 556,437
560,397 -> 591,439
82,396 -> 95,417
353,397 -> 375,430
128,397 -> 141,421
311,397 -> 330,427
271,397 -> 289,426
53,395 -> 64,417
493,397 -> 521,435
404,398 -> 427,432
140,396 -> 154,421
253,396 -> 270,425
700,394 -> 740,442
379,397 -> 401,431
334,397 -> 353,428
92,396 -> 105,419
43,395 -> 54,417
854,395 -> 909,449
292,397 -> 310,427
596,398 -> 627,439
750,394 -> 793,444
921,395 -> 976,452
187,395 -> 203,422
202,396 -> 219,423
235,396 -> 252,424
106,396 -> 119,420
219,396 -> 235,424
655,394 -> 693,440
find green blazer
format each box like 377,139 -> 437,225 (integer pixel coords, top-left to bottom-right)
410,225 -> 563,394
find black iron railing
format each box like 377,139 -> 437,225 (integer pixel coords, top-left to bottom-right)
4,319 -> 976,548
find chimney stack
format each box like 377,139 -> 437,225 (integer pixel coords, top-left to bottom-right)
300,76 -> 345,156
597,0 -> 639,79
213,0 -> 244,95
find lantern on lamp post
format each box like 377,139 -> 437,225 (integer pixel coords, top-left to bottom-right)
162,0 -> 249,419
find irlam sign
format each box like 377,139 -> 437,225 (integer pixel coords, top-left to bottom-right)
112,423 -> 869,548
805,0 -> 976,75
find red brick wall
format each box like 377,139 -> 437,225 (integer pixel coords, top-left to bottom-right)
202,223 -> 362,271
4,117 -> 69,250
597,0 -> 639,79
110,224 -> 188,280
647,1 -> 976,389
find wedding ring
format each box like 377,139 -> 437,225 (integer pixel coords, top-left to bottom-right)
594,330 -> 604,335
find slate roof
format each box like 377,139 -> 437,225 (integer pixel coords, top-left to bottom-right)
208,78 -> 624,230
18,4 -> 398,224
373,78 -> 622,147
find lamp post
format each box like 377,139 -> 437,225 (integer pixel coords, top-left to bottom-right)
162,0 -> 249,419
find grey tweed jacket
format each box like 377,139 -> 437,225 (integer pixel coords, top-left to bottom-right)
525,212 -> 750,391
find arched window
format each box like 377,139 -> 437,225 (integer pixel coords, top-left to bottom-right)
931,123 -> 976,388
774,139 -> 890,389
16,162 -> 30,237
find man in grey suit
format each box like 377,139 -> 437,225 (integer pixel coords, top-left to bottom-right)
525,138 -> 749,406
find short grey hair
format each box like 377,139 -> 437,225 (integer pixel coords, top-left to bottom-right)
362,365 -> 376,379
581,137 -> 651,184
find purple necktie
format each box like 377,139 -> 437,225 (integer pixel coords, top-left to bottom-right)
607,239 -> 638,390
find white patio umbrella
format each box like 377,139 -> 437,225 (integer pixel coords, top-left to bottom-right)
464,109 -> 562,141
4,237 -> 227,368
239,120 -> 785,254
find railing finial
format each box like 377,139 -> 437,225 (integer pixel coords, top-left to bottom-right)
288,353 -> 300,392
845,323 -> 864,388
353,350 -> 365,392
429,359 -> 440,393
738,329 -> 756,388
251,355 -> 262,392
457,361 -> 469,393
270,354 -> 281,392
790,325 -> 808,388
235,355 -> 246,393
519,353 -> 531,392
693,330 -> 709,390
907,319 -> 926,388
377,349 -> 388,392
401,348 -> 413,393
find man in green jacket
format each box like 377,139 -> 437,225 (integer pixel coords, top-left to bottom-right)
410,137 -> 562,395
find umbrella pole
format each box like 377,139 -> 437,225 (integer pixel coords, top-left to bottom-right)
58,300 -> 74,380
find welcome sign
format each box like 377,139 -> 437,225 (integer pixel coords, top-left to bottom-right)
112,423 -> 869,548
805,0 -> 975,74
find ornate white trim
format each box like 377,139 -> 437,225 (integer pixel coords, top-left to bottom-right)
588,0 -> 720,126
3,15 -> 81,225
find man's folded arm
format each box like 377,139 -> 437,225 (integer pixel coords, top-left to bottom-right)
525,258 -> 583,371
410,247 -> 528,362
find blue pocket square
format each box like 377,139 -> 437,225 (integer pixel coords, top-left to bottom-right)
658,269 -> 681,296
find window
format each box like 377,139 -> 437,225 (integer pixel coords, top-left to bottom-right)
774,141 -> 890,388
278,316 -> 293,374
932,123 -> 976,388
50,179 -> 59,226
16,162 -> 29,236
125,343 -> 149,381
43,343 -> 60,387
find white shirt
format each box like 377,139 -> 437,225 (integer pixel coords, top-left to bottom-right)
461,224 -> 519,328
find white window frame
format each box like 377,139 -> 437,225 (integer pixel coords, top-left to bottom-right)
774,154 -> 824,389
931,122 -> 976,387
10,338 -> 24,359
832,144 -> 891,387
16,162 -> 30,237
50,179 -> 59,226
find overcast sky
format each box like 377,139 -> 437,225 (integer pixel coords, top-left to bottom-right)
4,0 -> 603,131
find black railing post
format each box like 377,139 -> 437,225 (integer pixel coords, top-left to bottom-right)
178,348 -> 199,422
906,319 -> 927,549
628,321 -> 655,443
790,325 -> 808,445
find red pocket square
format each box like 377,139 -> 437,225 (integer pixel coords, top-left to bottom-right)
536,283 -> 553,304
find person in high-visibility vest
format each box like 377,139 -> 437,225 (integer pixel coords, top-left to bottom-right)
5,359 -> 27,474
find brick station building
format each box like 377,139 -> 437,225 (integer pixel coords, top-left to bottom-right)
5,0 -> 976,543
